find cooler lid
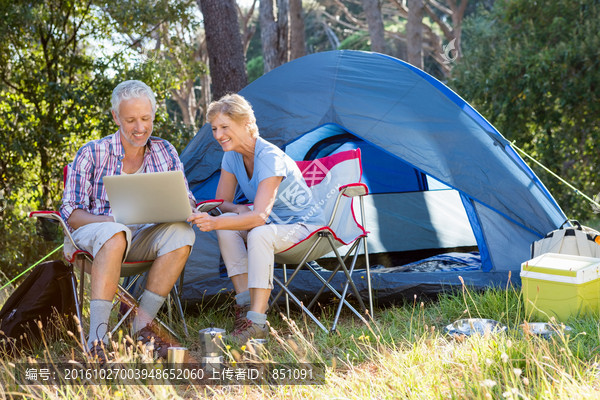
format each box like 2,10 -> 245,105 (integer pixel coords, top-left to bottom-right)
521,253 -> 600,283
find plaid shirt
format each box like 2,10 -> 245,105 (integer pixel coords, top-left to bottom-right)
60,132 -> 195,230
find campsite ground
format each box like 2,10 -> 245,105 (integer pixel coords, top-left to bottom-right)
3,283 -> 600,399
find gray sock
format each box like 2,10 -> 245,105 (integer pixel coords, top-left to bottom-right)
235,290 -> 251,306
246,310 -> 267,326
132,289 -> 166,333
88,299 -> 112,350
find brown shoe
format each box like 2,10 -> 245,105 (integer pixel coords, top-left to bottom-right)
227,319 -> 268,346
88,341 -> 109,365
233,304 -> 251,331
135,323 -> 178,360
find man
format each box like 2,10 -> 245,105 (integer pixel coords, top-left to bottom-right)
60,80 -> 196,363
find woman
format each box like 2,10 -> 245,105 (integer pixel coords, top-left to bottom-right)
187,94 -> 322,345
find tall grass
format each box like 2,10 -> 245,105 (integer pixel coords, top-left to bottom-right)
2,282 -> 600,399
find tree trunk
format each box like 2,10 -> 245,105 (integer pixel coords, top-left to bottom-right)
277,0 -> 290,64
361,0 -> 386,53
198,36 -> 211,126
237,0 -> 258,57
289,0 -> 306,59
407,0 -> 424,69
423,24 -> 451,76
170,79 -> 198,130
449,0 -> 468,60
200,73 -> 212,122
260,0 -> 292,73
260,0 -> 279,73
197,0 -> 248,100
423,0 -> 469,66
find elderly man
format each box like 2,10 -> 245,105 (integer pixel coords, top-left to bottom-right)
60,80 -> 195,363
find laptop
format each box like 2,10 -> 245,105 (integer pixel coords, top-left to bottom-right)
103,171 -> 193,225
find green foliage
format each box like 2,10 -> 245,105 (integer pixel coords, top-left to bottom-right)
0,0 -> 118,277
451,0 -> 600,221
246,55 -> 265,84
0,0 -> 202,279
338,31 -> 370,51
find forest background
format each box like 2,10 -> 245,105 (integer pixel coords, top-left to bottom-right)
0,0 -> 598,279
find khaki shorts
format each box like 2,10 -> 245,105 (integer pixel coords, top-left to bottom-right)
65,222 -> 195,262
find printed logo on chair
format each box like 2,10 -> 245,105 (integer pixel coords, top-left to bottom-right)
278,183 -> 312,212
270,159 -> 334,224
300,159 -> 331,187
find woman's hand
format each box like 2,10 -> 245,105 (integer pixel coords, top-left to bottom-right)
189,177 -> 282,232
187,212 -> 217,232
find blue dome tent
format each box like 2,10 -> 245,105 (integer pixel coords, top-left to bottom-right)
179,50 -> 567,304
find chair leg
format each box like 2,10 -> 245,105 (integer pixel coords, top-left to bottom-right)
166,293 -> 174,327
302,260 -> 367,327
122,274 -> 143,292
111,283 -> 139,334
78,259 -> 86,319
73,256 -> 92,347
111,286 -> 136,335
272,276 -> 328,333
325,235 -> 366,312
359,196 -> 374,319
283,264 -> 290,319
178,269 -> 185,298
362,236 -> 374,319
68,265 -> 87,347
170,284 -> 189,337
153,315 -> 180,339
331,240 -> 364,332
271,236 -> 367,332
269,237 -> 323,307
110,275 -> 144,335
302,254 -> 367,327
307,239 -> 360,310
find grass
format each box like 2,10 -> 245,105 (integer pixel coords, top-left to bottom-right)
2,280 -> 600,399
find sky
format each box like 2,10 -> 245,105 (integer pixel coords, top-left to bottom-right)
236,0 -> 256,8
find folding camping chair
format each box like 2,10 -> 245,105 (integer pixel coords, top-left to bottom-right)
269,148 -> 374,333
27,166 -> 207,346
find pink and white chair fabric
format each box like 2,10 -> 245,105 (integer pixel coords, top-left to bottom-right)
270,149 -> 373,333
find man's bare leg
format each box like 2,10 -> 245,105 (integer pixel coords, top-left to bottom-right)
88,232 -> 127,348
132,245 -> 191,333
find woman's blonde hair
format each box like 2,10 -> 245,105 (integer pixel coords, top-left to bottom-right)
206,93 -> 259,138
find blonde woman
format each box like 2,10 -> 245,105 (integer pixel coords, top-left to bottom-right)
188,94 -> 322,344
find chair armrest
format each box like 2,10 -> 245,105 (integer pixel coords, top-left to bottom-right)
339,183 -> 369,197
29,210 -> 61,219
195,199 -> 224,215
324,184 -> 369,227
28,211 -> 79,250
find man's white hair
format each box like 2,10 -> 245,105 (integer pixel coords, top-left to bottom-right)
111,80 -> 156,118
